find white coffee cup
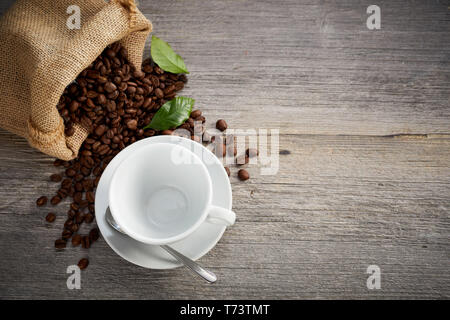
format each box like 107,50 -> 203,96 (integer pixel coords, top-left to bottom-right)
108,142 -> 235,245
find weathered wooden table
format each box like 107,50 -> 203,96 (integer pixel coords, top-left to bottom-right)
0,0 -> 449,299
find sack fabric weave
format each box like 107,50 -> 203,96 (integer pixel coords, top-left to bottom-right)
0,0 -> 152,160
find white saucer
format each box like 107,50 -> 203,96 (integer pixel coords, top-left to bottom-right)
95,136 -> 232,269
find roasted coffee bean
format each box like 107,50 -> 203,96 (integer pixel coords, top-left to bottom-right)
67,209 -> 77,219
65,168 -> 76,177
36,196 -> 48,207
133,70 -> 145,79
246,148 -> 259,158
224,166 -> 230,177
196,115 -> 206,123
50,173 -> 62,182
57,188 -> 68,199
70,224 -> 79,233
62,229 -> 73,240
55,239 -> 66,249
94,125 -> 106,136
216,119 -> 227,131
51,195 -> 62,205
155,88 -> 164,99
81,166 -> 91,176
97,94 -> 107,105
53,159 -> 63,167
104,82 -> 117,93
97,144 -> 109,155
89,228 -> 100,242
86,70 -> 100,79
238,169 -> 250,181
126,119 -> 138,130
86,191 -> 95,203
75,213 -> 85,224
190,110 -> 202,119
73,192 -> 83,203
78,258 -> 89,270
81,236 -> 90,249
69,100 -> 80,112
83,179 -> 94,191
45,213 -> 56,223
72,162 -> 81,171
161,130 -> 173,135
72,234 -> 82,247
84,213 -> 94,224
62,178 -> 72,189
64,219 -> 74,229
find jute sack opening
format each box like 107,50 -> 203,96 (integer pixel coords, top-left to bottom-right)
0,0 -> 152,160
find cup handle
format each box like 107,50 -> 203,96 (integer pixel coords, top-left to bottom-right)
206,205 -> 236,226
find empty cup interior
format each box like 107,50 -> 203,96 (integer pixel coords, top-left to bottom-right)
109,143 -> 212,244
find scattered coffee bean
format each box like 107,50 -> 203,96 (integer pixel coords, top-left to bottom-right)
86,191 -> 95,203
81,236 -> 90,249
50,173 -> 62,182
78,258 -> 89,270
45,213 -> 56,223
216,119 -> 227,131
72,234 -> 82,247
190,110 -> 202,118
50,195 -> 61,205
54,239 -> 66,249
36,196 -> 48,207
89,228 -> 100,242
62,229 -> 72,240
84,213 -> 94,224
238,169 -> 250,181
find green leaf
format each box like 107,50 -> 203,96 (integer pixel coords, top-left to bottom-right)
151,35 -> 189,74
144,97 -> 194,131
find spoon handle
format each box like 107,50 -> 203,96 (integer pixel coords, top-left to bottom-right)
161,245 -> 217,283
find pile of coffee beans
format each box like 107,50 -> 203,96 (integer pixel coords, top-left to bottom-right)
38,42 -> 255,269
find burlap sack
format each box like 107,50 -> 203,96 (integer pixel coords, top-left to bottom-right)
0,0 -> 152,160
